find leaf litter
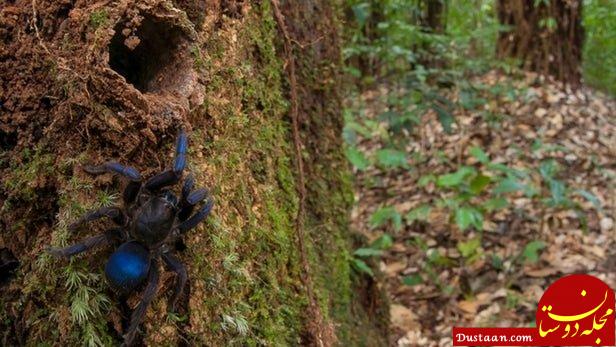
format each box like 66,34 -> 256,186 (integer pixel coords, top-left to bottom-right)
348,70 -> 615,346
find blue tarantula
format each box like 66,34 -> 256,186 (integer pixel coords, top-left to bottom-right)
49,129 -> 213,346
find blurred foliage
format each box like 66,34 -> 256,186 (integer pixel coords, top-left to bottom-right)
344,0 -> 504,83
342,0 -> 507,168
583,0 -> 616,96
342,0 -> 611,280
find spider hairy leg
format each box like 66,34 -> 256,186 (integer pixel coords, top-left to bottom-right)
181,173 -> 195,200
162,253 -> 187,312
144,169 -> 179,191
123,181 -> 142,204
178,198 -> 214,233
174,128 -> 188,175
48,229 -> 121,258
84,162 -> 141,182
179,188 -> 208,221
122,259 -> 159,347
68,206 -> 124,231
144,129 -> 189,191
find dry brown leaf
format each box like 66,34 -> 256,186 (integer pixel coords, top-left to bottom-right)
382,260 -> 407,277
390,304 -> 419,331
457,300 -> 479,314
524,267 -> 559,278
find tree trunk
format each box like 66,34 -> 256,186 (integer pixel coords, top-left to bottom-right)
496,0 -> 584,85
0,0 -> 388,345
423,0 -> 447,34
419,0 -> 447,70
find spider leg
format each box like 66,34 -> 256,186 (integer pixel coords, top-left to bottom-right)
181,173 -> 195,200
83,162 -> 141,182
123,259 -> 159,347
123,181 -> 142,204
144,169 -> 179,191
178,188 -> 208,222
173,128 -> 188,175
68,206 -> 124,231
162,253 -> 187,312
48,229 -> 121,258
144,129 -> 188,191
177,198 -> 214,233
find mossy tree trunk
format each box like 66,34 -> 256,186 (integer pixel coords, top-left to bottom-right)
496,0 -> 584,85
0,0 -> 387,345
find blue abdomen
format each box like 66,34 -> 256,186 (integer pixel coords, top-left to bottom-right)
105,242 -> 150,293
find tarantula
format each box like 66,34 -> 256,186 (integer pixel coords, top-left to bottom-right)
49,129 -> 213,346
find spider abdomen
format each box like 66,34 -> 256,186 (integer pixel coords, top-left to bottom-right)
105,241 -> 151,293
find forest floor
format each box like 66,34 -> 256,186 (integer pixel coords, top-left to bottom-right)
348,70 -> 615,346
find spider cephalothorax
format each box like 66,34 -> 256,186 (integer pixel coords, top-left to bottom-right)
49,129 -> 213,346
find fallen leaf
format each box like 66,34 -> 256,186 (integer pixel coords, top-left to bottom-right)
524,267 -> 559,278
390,304 -> 419,331
383,260 -> 407,277
458,300 -> 479,314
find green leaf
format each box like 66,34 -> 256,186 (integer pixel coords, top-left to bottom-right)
433,103 -> 454,133
351,258 -> 374,277
482,197 -> 509,212
469,146 -> 489,164
370,207 -> 402,231
354,248 -> 383,258
539,160 -> 558,180
548,179 -> 566,205
575,189 -> 602,210
406,205 -> 432,223
436,166 -> 476,187
469,174 -> 491,194
455,206 -> 483,230
493,178 -> 523,194
345,120 -> 372,138
487,163 -> 526,178
427,249 -> 455,267
344,66 -> 362,79
371,234 -> 394,250
376,149 -> 408,169
402,274 -> 423,286
457,238 -> 481,258
522,240 -> 545,263
418,174 -> 435,187
351,3 -> 371,27
342,125 -> 357,145
346,147 -> 369,170
438,197 -> 459,210
491,254 -> 503,270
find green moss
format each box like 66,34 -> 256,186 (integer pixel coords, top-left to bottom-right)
89,10 -> 108,29
2,147 -> 54,202
173,2 -> 307,345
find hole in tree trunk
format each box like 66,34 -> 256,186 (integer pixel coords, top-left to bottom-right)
108,15 -> 191,94
0,248 -> 19,284
0,130 -> 17,150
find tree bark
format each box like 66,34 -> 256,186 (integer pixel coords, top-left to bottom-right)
0,0 -> 388,345
423,0 -> 447,34
496,0 -> 584,85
